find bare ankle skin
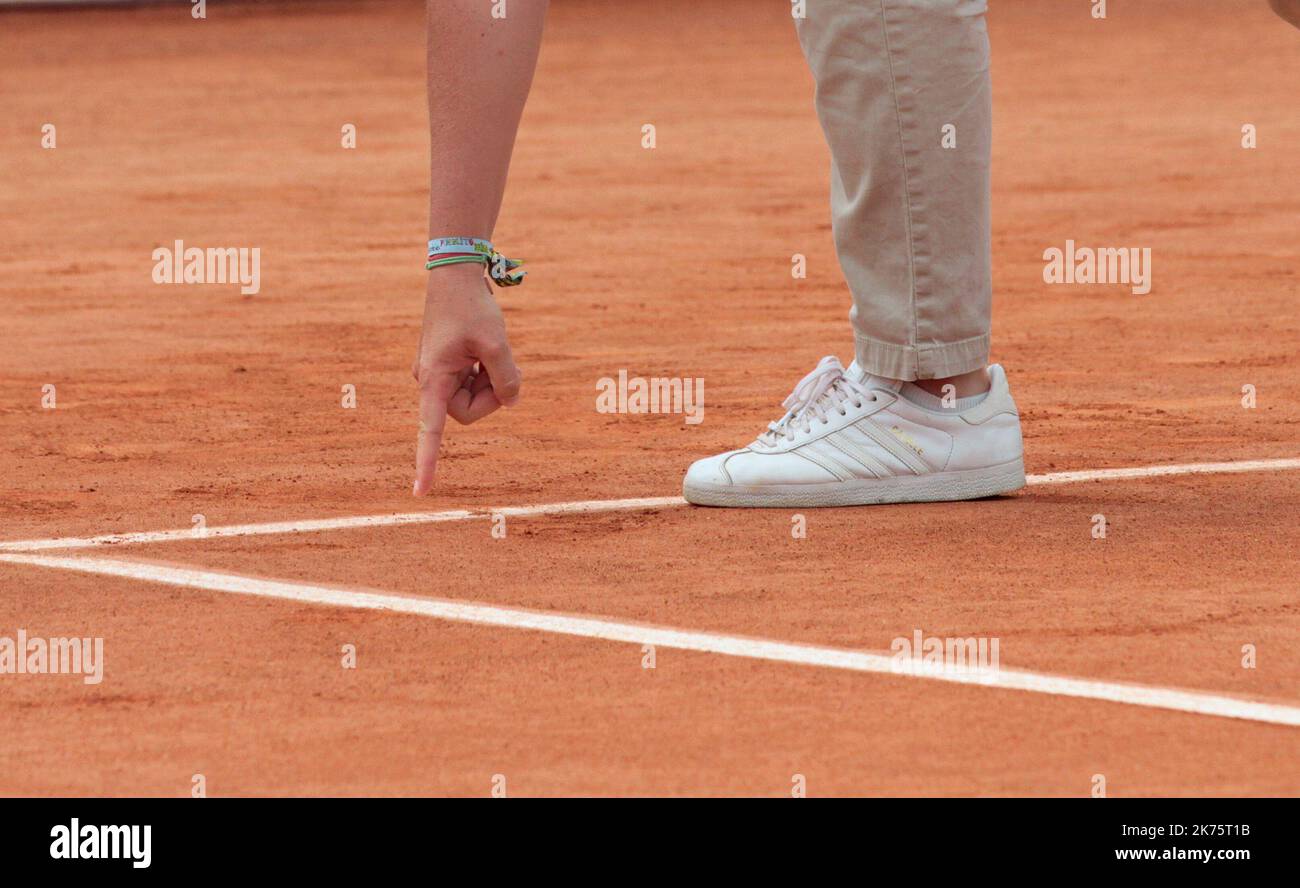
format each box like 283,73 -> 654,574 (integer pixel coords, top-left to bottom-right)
907,366 -> 990,398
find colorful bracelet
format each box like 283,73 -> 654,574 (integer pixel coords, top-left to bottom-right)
426,237 -> 525,287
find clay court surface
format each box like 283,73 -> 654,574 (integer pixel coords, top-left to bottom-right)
2,0 -> 1299,795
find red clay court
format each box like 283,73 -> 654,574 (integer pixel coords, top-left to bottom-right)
1,0 -> 1298,795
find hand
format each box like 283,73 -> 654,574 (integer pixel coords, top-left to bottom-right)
412,263 -> 521,495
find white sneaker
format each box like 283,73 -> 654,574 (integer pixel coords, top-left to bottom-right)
682,356 -> 1025,507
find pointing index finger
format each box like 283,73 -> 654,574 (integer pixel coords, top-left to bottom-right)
414,372 -> 456,496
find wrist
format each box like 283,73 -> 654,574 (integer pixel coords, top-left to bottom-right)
426,236 -> 525,288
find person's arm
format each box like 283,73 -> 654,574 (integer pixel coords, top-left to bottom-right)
1272,0 -> 1300,29
413,0 -> 548,496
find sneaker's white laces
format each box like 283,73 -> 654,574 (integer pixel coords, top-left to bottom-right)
757,356 -> 872,445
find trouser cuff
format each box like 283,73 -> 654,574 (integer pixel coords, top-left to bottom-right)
853,332 -> 990,381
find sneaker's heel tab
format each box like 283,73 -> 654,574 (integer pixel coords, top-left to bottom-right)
961,364 -> 1019,424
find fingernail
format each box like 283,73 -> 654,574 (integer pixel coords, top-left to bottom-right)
503,394 -> 520,407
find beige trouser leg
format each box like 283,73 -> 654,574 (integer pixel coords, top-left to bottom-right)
796,0 -> 992,380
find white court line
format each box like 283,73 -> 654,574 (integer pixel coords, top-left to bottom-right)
0,497 -> 682,553
2,552 -> 1298,728
1,457 -> 1297,554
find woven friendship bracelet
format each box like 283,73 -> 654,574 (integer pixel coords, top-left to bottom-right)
426,237 -> 525,287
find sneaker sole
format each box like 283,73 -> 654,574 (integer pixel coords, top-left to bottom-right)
683,456 -> 1026,508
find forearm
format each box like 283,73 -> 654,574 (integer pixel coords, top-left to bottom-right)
428,0 -> 547,237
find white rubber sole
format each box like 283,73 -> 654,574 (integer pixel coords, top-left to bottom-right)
682,456 -> 1027,508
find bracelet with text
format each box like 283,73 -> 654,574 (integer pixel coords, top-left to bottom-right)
426,237 -> 525,287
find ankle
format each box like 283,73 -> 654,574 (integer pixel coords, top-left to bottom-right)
908,367 -> 990,399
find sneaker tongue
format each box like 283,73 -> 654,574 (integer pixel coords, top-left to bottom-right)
845,361 -> 902,393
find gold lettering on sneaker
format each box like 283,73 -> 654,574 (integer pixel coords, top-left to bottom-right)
889,425 -> 923,456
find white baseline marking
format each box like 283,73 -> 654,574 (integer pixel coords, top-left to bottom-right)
3,552 -> 1298,728
1,457 -> 1297,553
0,497 -> 682,552
1028,457 -> 1300,485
